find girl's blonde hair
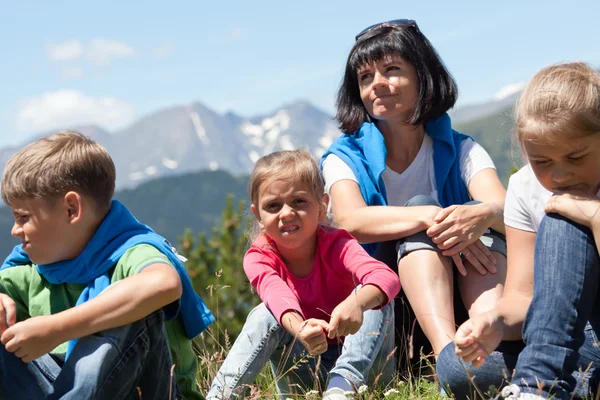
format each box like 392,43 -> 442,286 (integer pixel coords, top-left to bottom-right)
249,149 -> 325,205
515,62 -> 600,145
248,150 -> 327,239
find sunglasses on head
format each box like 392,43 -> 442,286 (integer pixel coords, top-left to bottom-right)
355,19 -> 419,41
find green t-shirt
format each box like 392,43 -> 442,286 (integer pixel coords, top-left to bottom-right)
0,244 -> 202,400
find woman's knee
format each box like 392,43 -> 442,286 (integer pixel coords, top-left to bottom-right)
405,195 -> 440,207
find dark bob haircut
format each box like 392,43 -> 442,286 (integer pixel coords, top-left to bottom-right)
336,24 -> 458,134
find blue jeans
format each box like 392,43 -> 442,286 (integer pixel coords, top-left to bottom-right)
437,214 -> 600,399
0,310 -> 180,400
207,302 -> 395,399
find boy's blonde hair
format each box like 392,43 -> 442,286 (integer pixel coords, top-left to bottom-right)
515,62 -> 600,144
249,149 -> 326,207
2,130 -> 116,215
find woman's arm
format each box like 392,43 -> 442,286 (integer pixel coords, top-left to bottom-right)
329,179 -> 440,244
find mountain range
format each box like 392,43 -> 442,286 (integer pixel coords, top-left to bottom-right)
1,92 -> 522,192
0,91 -> 526,257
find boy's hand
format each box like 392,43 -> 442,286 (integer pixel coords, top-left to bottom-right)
0,294 -> 16,336
545,193 -> 600,228
327,297 -> 363,339
297,318 -> 328,355
1,315 -> 62,362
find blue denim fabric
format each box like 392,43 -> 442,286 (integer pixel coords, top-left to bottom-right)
436,214 -> 600,400
437,341 -> 521,399
513,213 -> 600,399
0,310 -> 179,400
207,302 -> 395,399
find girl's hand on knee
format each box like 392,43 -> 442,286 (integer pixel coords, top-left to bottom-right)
327,298 -> 363,339
0,294 -> 16,336
454,311 -> 504,368
298,318 -> 329,355
545,193 -> 600,228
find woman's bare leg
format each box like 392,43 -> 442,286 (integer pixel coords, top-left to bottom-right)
398,249 -> 455,356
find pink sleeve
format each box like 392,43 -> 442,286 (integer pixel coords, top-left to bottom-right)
243,248 -> 305,324
333,236 -> 401,307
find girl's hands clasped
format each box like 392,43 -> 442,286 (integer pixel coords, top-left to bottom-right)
427,204 -> 497,275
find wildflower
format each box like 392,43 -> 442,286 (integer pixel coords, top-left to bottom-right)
358,385 -> 368,394
384,388 -> 400,397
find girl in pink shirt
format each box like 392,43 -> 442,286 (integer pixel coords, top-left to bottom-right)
207,150 -> 400,400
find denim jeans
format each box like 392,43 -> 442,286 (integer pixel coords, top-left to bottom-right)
206,302 -> 395,399
437,214 -> 600,399
0,310 -> 180,400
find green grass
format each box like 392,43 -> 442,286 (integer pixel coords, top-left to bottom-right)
191,310 -> 493,399
190,280 -> 498,399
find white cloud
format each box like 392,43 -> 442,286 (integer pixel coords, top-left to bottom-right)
231,27 -> 242,38
61,66 -> 83,80
152,42 -> 174,58
492,82 -> 526,101
47,40 -> 84,61
17,89 -> 134,132
86,38 -> 136,66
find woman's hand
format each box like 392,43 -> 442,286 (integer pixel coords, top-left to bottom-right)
451,240 -> 497,276
545,193 -> 600,229
427,204 -> 497,274
454,309 -> 505,367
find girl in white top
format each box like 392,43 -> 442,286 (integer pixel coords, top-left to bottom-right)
449,63 -> 600,399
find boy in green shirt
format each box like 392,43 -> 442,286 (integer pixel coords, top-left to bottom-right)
0,131 -> 214,399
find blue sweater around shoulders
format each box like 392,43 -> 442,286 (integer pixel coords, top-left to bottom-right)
320,113 -> 472,255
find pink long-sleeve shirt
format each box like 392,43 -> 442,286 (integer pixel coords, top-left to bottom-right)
243,226 -> 401,326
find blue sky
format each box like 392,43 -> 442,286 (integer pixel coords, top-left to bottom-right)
0,0 -> 598,147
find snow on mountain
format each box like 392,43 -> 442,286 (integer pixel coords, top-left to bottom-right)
0,100 -> 343,190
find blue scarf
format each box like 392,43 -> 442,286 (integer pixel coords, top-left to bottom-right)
321,113 -> 471,255
1,200 -> 214,358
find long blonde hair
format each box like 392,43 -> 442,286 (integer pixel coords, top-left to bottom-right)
515,62 -> 600,147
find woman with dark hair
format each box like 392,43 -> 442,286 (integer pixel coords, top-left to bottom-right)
321,19 -> 508,376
